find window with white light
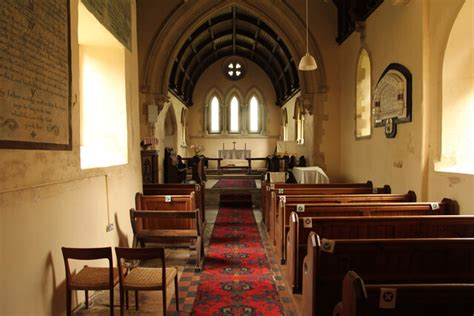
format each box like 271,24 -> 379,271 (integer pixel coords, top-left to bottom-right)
210,96 -> 220,133
438,0 -> 474,174
79,2 -> 128,169
229,96 -> 240,133
224,58 -> 246,80
249,95 -> 260,133
355,48 -> 371,139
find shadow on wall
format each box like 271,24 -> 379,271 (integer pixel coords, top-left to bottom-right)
115,213 -> 130,248
45,251 -> 66,315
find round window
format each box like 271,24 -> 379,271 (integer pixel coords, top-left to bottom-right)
223,58 -> 246,80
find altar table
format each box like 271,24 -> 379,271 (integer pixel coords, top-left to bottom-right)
218,149 -> 251,159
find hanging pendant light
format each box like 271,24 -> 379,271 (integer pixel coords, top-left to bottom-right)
299,0 -> 317,71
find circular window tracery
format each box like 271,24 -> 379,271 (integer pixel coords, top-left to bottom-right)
223,58 -> 246,80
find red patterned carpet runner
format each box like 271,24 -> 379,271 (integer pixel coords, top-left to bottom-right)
193,194 -> 284,315
212,179 -> 256,189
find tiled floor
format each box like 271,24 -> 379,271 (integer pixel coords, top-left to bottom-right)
73,206 -> 299,315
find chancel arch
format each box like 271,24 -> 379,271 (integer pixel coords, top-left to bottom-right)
141,0 -> 327,107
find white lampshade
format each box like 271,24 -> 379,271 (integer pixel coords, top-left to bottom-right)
298,53 -> 317,71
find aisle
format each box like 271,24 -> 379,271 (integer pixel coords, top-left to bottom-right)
192,194 -> 285,315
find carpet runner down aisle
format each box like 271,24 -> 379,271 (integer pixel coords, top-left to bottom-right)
193,194 -> 285,315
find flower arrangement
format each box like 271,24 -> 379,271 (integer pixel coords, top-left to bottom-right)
190,144 -> 204,155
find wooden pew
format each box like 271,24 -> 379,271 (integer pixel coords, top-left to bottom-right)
288,212 -> 474,293
277,198 -> 456,265
333,271 -> 474,316
276,190 -> 416,252
143,183 -> 206,223
260,181 -> 375,230
129,208 -> 204,271
135,192 -> 196,230
266,184 -> 391,243
301,233 -> 474,316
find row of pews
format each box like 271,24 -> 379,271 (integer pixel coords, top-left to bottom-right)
260,178 -> 474,315
131,183 -> 207,270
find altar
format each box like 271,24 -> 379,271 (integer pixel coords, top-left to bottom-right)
218,149 -> 251,159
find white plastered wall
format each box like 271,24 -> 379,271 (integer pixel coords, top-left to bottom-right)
0,1 -> 142,314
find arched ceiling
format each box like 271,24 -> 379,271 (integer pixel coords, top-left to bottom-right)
168,6 -> 300,107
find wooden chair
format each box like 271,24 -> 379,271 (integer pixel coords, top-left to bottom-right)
61,247 -> 119,316
115,247 -> 179,315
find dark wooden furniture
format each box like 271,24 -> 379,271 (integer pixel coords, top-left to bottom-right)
276,191 -> 417,263
289,212 -> 473,294
61,247 -> 119,316
245,157 -> 267,174
302,233 -> 474,316
115,247 -> 179,314
143,183 -> 206,223
260,181 -> 375,232
263,183 -> 390,243
141,150 -> 159,184
163,147 -> 186,183
135,192 -> 196,230
334,271 -> 474,316
129,208 -> 203,270
266,155 -> 281,172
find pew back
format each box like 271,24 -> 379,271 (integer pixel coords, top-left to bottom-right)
143,183 -> 206,223
277,199 -> 456,265
266,185 -> 391,243
135,192 -> 196,230
288,213 -> 474,293
334,271 -> 474,316
260,181 -> 374,231
302,233 -> 474,316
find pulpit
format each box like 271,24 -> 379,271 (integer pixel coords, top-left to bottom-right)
141,150 -> 159,184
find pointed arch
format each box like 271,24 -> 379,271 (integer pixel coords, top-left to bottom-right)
141,0 -> 327,105
355,47 -> 372,139
439,0 -> 474,173
245,87 -> 265,134
204,88 -> 225,134
225,87 -> 244,134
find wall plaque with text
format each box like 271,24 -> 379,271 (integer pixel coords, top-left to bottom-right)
0,0 -> 72,150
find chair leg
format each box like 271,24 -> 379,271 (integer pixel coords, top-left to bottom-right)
163,286 -> 167,316
125,290 -> 129,310
174,274 -> 179,311
109,285 -> 114,316
119,286 -> 125,316
66,289 -> 72,316
85,290 -> 89,308
135,291 -> 139,310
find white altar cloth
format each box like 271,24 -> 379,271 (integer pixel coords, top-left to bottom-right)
292,166 -> 329,184
218,149 -> 251,159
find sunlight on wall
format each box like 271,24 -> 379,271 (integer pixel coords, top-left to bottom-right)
78,2 -> 128,169
355,48 -> 371,138
438,0 -> 474,174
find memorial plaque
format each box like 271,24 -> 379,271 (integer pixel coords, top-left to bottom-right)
81,0 -> 131,51
372,63 -> 412,128
0,0 -> 71,150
